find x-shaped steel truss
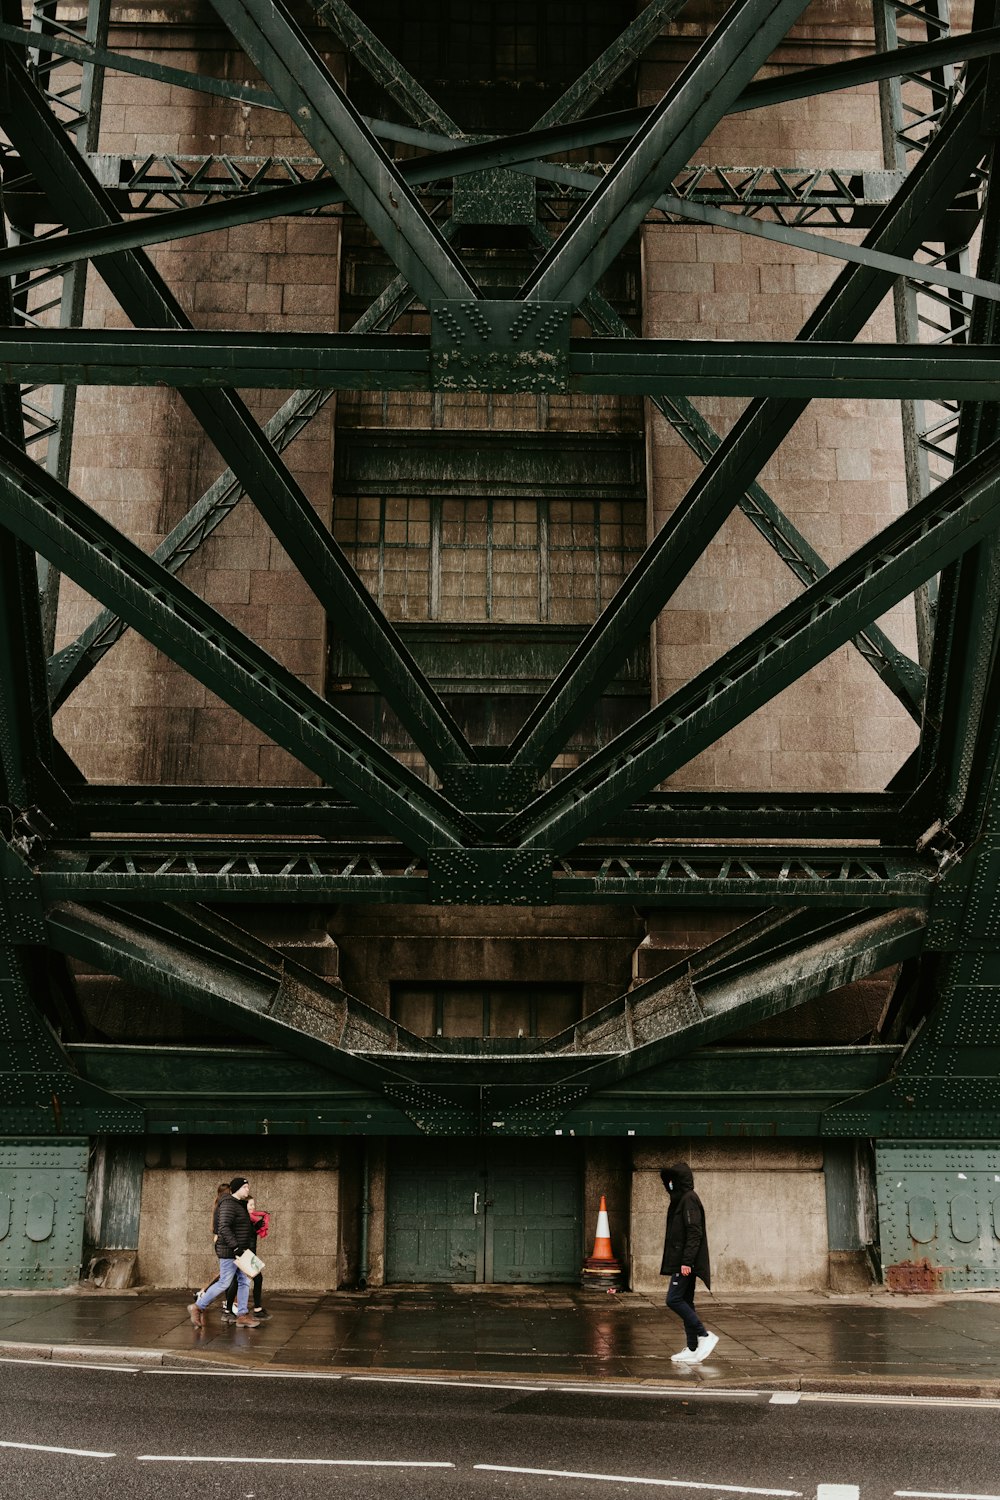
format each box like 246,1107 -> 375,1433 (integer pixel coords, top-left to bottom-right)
1,0 -> 999,1132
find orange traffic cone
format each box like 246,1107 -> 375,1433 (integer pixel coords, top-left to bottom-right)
581,1194 -> 623,1291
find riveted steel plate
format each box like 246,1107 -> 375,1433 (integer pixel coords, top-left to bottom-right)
429,848 -> 553,905
430,300 -> 571,392
0,1138 -> 87,1288
877,1145 -> 1000,1290
440,764 -> 541,812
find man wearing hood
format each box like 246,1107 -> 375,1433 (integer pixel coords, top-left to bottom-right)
659,1161 -> 719,1365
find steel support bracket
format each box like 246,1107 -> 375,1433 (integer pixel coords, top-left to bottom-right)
430,300 -> 571,392
428,848 -> 554,905
439,763 -> 542,813
453,166 -> 536,225
0,837 -> 46,942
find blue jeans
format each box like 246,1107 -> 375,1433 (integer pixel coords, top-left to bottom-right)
666,1270 -> 707,1351
197,1258 -> 251,1315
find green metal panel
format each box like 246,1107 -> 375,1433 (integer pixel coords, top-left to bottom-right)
0,1138 -> 87,1288
876,1145 -> 1000,1291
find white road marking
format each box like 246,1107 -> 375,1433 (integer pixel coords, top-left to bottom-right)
0,1440 -> 116,1458
769,1394 -> 801,1405
897,1492 -> 1000,1500
349,1375 -> 546,1391
817,1488 -> 860,1500
475,1465 -> 801,1495
805,1394 -> 1000,1410
137,1455 -> 455,1467
0,1358 -> 138,1373
557,1386 -> 766,1400
151,1369 -> 343,1380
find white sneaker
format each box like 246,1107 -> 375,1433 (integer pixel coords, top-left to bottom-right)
671,1346 -> 696,1363
685,1331 -> 719,1365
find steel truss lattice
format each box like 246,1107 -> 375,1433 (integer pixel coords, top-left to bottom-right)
0,0 -> 998,1140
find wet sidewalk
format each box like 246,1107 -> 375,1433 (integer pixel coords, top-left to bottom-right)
3,1285 -> 1000,1395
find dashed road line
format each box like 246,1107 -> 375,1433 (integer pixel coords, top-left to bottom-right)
0,1440 -> 116,1458
350,1374 -> 547,1391
137,1455 -> 455,1467
0,1357 -> 139,1374
896,1492 -> 1000,1500
475,1465 -> 801,1494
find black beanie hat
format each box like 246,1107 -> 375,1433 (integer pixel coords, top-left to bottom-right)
229,1176 -> 248,1192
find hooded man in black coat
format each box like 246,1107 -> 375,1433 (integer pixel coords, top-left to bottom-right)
659,1161 -> 719,1365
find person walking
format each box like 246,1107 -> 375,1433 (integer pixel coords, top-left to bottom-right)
194,1183 -> 230,1301
224,1195 -> 269,1320
660,1161 -> 719,1365
188,1177 -> 260,1329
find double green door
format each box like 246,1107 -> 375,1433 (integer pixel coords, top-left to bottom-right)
386,1140 -> 582,1284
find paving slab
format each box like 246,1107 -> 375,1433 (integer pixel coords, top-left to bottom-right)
1,1286 -> 999,1395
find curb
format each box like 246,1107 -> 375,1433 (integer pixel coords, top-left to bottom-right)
2,1338 -> 999,1398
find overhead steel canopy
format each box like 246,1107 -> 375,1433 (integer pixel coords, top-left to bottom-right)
1,0 -> 999,1136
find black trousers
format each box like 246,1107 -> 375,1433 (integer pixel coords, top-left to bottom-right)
225,1270 -> 263,1311
665,1270 -> 707,1350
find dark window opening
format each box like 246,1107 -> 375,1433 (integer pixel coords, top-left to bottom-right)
393,982 -> 582,1039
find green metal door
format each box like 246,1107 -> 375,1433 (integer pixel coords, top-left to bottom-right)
487,1145 -> 582,1283
386,1143 -> 481,1283
0,1139 -> 88,1289
386,1140 -> 581,1284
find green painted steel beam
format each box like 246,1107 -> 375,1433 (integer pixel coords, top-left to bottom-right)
207,0 -> 477,306
0,535 -> 62,813
40,0 -> 671,709
573,274 -> 925,721
0,50 -> 473,772
45,249 -> 446,713
534,0 -> 691,129
307,0 -> 462,136
0,17 -> 280,109
5,329 -> 1000,396
0,434 -> 473,855
44,901 -> 428,1090
509,76 -> 990,771
0,845 -> 142,1134
3,16 -> 996,146
823,949 -> 1000,1139
506,436 -> 1000,852
918,155 -> 1000,826
60,1039 -> 900,1136
522,0 -> 812,307
32,839 -> 934,908
66,1039 -> 898,1102
531,158 -> 992,306
61,785 -> 915,842
515,907 -> 925,1102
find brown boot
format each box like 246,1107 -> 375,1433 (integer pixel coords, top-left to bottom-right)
187,1302 -> 205,1327
235,1313 -> 261,1327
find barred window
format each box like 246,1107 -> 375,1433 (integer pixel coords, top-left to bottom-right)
332,495 -> 645,624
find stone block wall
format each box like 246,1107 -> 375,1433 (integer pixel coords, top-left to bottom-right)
51,19 -> 344,786
630,1140 -> 831,1293
136,1168 -> 340,1291
641,3 -> 921,797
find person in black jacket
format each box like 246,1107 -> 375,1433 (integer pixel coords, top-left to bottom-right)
659,1161 -> 719,1365
188,1177 -> 260,1329
224,1196 -> 268,1320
